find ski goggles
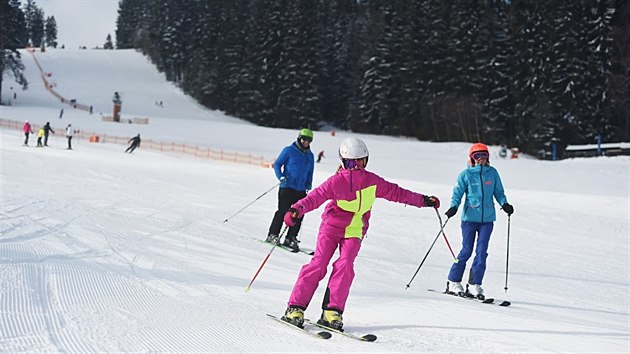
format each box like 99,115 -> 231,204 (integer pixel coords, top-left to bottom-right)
299,136 -> 313,142
471,152 -> 489,160
343,158 -> 367,169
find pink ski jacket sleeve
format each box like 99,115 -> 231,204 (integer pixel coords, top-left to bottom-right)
291,169 -> 427,239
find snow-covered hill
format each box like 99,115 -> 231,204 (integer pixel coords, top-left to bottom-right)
0,49 -> 628,353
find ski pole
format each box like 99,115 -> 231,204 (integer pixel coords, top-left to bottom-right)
504,215 -> 511,293
435,208 -> 456,260
245,226 -> 288,292
224,182 -> 280,223
405,216 -> 450,290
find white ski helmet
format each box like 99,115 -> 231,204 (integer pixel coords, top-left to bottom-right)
339,137 -> 369,160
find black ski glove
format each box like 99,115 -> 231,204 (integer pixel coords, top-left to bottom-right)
445,207 -> 457,218
502,203 -> 514,216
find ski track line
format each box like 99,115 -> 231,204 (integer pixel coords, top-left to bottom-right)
0,196 -> 333,351
60,221 -> 223,351
1,264 -> 52,352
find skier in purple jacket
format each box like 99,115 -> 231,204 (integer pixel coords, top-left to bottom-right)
280,137 -> 441,330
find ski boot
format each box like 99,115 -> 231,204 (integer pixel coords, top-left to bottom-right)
466,283 -> 485,300
283,236 -> 300,252
446,281 -> 465,296
281,306 -> 305,328
317,309 -> 343,331
265,233 -> 280,245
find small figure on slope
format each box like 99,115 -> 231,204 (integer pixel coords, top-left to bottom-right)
23,120 -> 34,145
125,134 -> 141,153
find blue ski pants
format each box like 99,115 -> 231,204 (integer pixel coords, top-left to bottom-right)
448,221 -> 494,285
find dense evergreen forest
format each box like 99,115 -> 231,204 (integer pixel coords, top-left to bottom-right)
2,0 -> 628,157
115,0 -> 629,157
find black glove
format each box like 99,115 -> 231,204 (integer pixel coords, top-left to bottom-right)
445,207 -> 457,218
502,203 -> 514,216
423,195 -> 440,209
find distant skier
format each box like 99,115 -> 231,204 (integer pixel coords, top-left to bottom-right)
316,150 -> 325,163
66,124 -> 73,150
444,143 -> 514,300
23,120 -> 34,145
36,127 -> 45,147
499,144 -> 508,158
43,122 -> 55,146
125,134 -> 141,153
59,108 -> 64,119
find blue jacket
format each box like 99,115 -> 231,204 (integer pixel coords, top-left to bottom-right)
449,164 -> 508,223
273,141 -> 314,191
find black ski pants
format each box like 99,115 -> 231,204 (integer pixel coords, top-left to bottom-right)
268,188 -> 307,239
126,143 -> 138,153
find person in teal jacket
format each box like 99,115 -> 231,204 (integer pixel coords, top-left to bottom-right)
444,143 -> 514,300
266,129 -> 315,251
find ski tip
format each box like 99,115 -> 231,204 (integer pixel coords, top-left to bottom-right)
499,301 -> 511,306
361,334 -> 377,342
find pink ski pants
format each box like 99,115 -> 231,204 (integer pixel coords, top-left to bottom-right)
288,228 -> 362,312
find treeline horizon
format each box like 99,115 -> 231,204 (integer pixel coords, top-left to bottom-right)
4,1 -> 628,157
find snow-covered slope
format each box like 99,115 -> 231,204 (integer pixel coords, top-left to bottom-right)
0,49 -> 628,353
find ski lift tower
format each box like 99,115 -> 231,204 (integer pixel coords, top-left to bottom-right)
112,91 -> 122,122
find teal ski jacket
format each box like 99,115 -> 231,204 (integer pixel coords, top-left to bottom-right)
449,164 -> 508,223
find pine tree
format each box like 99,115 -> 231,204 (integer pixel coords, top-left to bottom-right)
273,1 -> 322,129
348,0 -> 388,133
609,0 -> 630,142
178,0 -> 217,108
0,0 -> 29,105
103,34 -> 114,49
480,0 -> 515,146
511,0 -> 556,154
44,16 -> 57,48
237,0 -> 287,125
115,0 -> 150,49
414,0 -> 450,141
578,0 -> 617,144
30,7 -> 44,47
315,0 -> 358,130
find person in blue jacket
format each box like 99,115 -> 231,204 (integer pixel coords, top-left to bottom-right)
266,128 -> 315,251
444,143 -> 514,300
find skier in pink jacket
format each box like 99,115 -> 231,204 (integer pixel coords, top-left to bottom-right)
23,120 -> 34,145
280,137 -> 440,330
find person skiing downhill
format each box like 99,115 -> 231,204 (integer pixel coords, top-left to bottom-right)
265,128 -> 315,252
316,150 -> 325,163
280,137 -> 440,330
125,134 -> 141,153
444,143 -> 514,300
